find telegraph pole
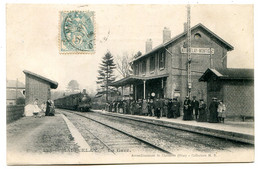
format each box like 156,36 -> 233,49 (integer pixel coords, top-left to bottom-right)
187,5 -> 192,98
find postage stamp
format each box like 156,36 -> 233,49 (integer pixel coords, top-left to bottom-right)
59,11 -> 95,54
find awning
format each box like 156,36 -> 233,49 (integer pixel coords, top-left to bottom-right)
110,73 -> 169,87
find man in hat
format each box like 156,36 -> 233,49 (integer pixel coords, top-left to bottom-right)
183,96 -> 192,120
172,97 -> 179,118
209,97 -> 219,123
176,97 -> 181,117
154,97 -> 161,119
191,96 -> 199,120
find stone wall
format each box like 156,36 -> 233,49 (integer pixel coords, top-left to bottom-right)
6,105 -> 25,123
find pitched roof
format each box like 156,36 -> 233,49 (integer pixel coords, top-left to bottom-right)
199,68 -> 254,81
6,90 -> 25,100
133,23 -> 234,62
6,80 -> 25,89
23,70 -> 58,89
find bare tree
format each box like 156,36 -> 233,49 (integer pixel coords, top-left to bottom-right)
116,51 -> 138,78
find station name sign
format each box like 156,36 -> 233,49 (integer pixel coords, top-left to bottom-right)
181,47 -> 214,55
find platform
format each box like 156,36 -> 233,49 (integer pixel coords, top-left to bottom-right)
94,110 -> 254,144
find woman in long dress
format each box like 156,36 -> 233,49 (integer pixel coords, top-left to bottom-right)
33,99 -> 40,118
197,99 -> 207,122
209,97 -> 219,123
45,99 -> 51,116
183,96 -> 192,120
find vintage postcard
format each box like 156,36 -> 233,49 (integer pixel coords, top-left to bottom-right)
6,4 -> 254,165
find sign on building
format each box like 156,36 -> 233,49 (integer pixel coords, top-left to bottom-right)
181,47 -> 214,55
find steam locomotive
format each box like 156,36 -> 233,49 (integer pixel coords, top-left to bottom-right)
54,89 -> 92,112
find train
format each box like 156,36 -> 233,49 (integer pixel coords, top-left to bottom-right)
54,89 -> 92,112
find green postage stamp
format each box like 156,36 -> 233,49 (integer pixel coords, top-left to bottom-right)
60,11 -> 95,54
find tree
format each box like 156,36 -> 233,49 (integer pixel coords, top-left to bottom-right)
16,97 -> 25,105
96,51 -> 117,101
116,52 -> 133,78
67,80 -> 80,92
116,51 -> 142,78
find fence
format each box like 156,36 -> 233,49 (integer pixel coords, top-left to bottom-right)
6,105 -> 25,123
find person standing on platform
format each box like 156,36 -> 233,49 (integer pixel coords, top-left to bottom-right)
33,99 -> 40,118
117,101 -> 120,113
158,98 -> 164,117
163,98 -> 169,117
150,99 -> 155,117
125,100 -> 130,114
176,97 -> 181,117
217,100 -> 226,123
172,98 -> 179,118
49,100 -> 55,116
142,99 -> 148,116
119,100 -> 123,114
191,96 -> 199,120
209,97 -> 219,123
183,96 -> 192,120
136,99 -> 142,115
109,102 -> 113,112
130,100 -> 134,115
134,101 -> 139,115
112,101 -> 115,112
154,98 -> 161,119
147,99 -> 152,116
167,99 -> 173,118
45,98 -> 51,116
198,99 -> 207,122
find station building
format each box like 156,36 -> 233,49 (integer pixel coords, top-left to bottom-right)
111,23 -> 234,103
23,70 -> 58,116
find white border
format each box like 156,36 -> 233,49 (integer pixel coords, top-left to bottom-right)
1,0 -> 259,169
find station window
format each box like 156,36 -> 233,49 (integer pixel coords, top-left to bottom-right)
134,63 -> 139,75
150,55 -> 155,71
142,60 -> 146,74
159,51 -> 165,69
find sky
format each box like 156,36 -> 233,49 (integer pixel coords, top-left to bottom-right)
6,4 -> 254,93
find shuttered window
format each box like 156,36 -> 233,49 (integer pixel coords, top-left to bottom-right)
150,55 -> 155,71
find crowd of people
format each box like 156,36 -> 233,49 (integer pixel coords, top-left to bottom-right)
105,96 -> 227,123
33,98 -> 55,118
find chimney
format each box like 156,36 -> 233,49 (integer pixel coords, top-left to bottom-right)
184,22 -> 187,32
145,39 -> 153,53
163,27 -> 171,43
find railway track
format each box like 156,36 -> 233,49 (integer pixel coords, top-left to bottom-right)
58,109 -> 253,154
59,109 -> 172,155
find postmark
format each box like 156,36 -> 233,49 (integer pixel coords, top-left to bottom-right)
60,11 -> 95,54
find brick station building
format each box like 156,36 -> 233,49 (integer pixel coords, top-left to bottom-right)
23,70 -> 58,107
111,23 -> 234,103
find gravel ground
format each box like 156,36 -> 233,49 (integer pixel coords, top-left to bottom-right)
74,111 -> 254,154
7,114 -> 80,154
61,110 -> 163,155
